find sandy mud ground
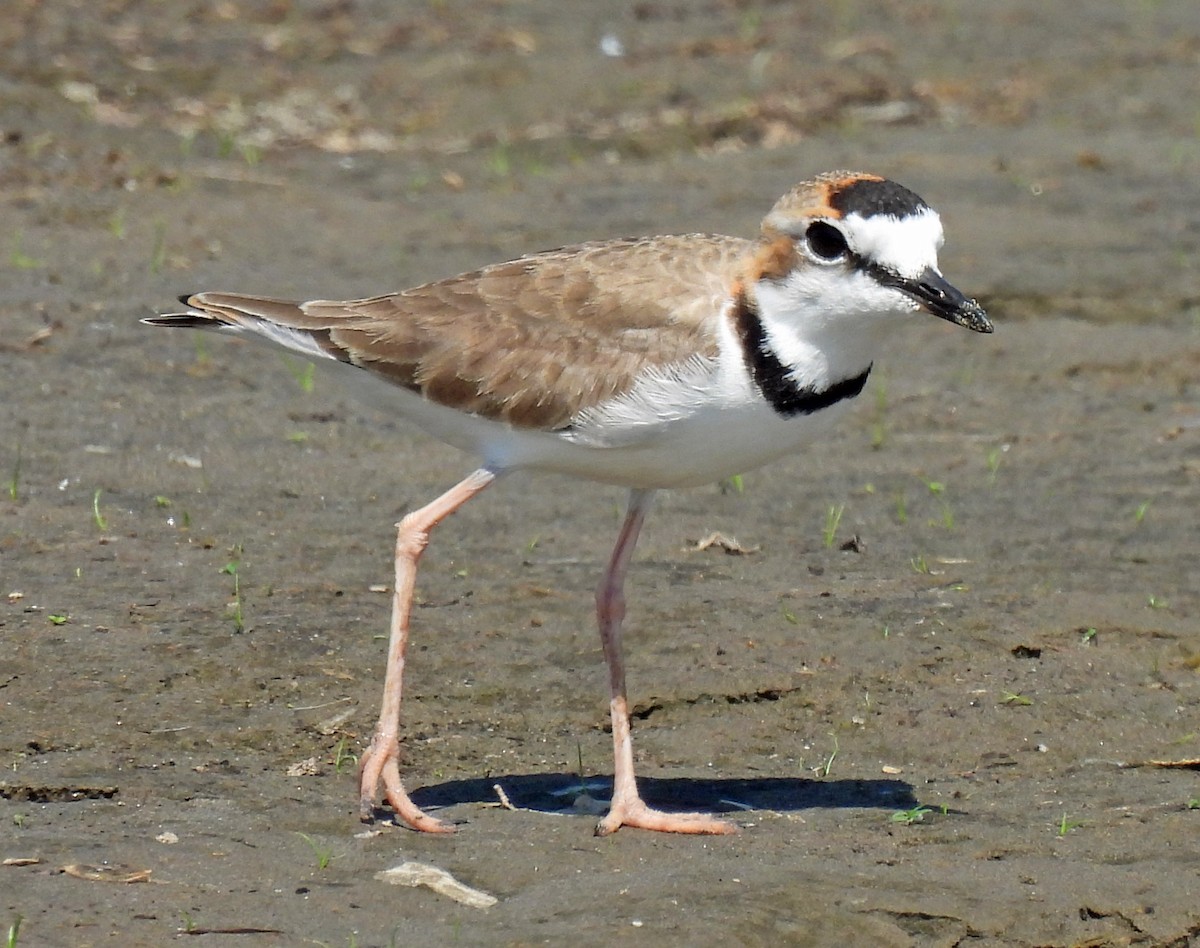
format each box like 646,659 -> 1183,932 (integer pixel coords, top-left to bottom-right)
2,2 -> 1199,945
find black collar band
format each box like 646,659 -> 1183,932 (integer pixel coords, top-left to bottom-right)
732,291 -> 871,418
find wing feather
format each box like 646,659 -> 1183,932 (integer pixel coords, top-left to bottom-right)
172,234 -> 750,429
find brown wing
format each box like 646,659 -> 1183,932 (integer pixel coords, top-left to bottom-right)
184,234 -> 751,430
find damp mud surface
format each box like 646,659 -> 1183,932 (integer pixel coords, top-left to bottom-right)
2,3 -> 1199,945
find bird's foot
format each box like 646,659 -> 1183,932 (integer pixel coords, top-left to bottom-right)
358,735 -> 455,833
595,797 -> 739,836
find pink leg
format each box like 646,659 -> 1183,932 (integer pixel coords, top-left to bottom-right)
594,489 -> 738,836
359,468 -> 495,831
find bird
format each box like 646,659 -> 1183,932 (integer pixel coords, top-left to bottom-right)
144,170 -> 992,836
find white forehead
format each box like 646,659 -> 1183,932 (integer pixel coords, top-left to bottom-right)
843,208 -> 944,278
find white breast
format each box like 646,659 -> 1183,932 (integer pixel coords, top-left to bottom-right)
307,293 -> 872,489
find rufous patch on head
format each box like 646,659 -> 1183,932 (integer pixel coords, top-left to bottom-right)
809,171 -> 886,220
746,234 -> 798,283
762,171 -> 884,233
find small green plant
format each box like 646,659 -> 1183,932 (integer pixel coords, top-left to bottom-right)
781,605 -> 799,625
487,142 -> 513,179
1080,627 -> 1098,645
92,489 -> 108,531
7,443 -> 20,500
719,473 -> 745,495
297,832 -> 334,870
12,813 -> 26,828
220,545 -> 245,633
10,233 -> 42,269
1133,499 -> 1152,524
179,911 -> 196,934
5,446 -> 19,504
1001,690 -> 1033,706
149,220 -> 167,274
192,332 -> 211,366
894,491 -> 908,525
870,381 -> 888,449
823,504 -> 845,549
1057,813 -> 1083,836
924,479 -> 954,529
154,495 -> 172,508
820,734 -> 838,777
985,446 -> 1003,485
910,554 -> 930,574
280,355 -> 316,393
333,737 -> 358,775
1147,594 -> 1169,610
108,208 -> 126,239
48,614 -> 68,626
1186,798 -> 1199,810
891,805 -> 932,825
7,913 -> 23,948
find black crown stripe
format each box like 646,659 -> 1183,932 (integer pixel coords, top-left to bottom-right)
829,178 -> 929,219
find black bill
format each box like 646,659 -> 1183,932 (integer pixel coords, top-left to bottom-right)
902,266 -> 992,333
873,264 -> 992,333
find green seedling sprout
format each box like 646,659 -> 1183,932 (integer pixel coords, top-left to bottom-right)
220,545 -> 245,633
297,832 -> 334,870
280,355 -> 316,393
92,489 -> 108,531
1057,813 -> 1083,836
333,737 -> 358,775
823,503 -> 845,548
891,805 -> 931,825
149,221 -> 167,274
7,443 -> 19,500
870,380 -> 888,449
924,479 -> 954,529
10,233 -> 42,269
820,734 -> 838,777
986,446 -> 1003,485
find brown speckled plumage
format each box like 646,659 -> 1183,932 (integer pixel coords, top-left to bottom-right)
184,234 -> 750,430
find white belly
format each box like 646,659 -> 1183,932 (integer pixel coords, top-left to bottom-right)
329,350 -> 858,490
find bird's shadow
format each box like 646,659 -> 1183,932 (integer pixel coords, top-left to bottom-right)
407,772 -> 917,821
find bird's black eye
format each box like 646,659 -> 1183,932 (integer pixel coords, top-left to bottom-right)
804,221 -> 848,261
